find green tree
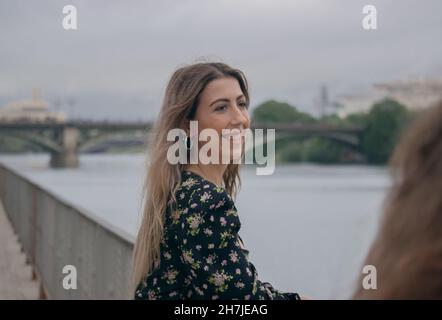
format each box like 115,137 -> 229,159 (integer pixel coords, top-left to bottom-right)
303,138 -> 347,163
252,100 -> 316,124
276,140 -> 304,163
320,114 -> 346,126
345,112 -> 369,127
362,98 -> 409,164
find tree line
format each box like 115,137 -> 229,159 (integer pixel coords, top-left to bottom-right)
252,98 -> 417,164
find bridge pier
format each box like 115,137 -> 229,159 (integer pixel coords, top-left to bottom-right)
50,127 -> 79,168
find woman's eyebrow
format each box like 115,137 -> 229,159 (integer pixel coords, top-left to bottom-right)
209,98 -> 229,107
209,95 -> 245,107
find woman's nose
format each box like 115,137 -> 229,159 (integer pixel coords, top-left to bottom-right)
231,104 -> 249,126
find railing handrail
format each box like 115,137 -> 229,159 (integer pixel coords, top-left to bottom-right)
0,162 -> 135,245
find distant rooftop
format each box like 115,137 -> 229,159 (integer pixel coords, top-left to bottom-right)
335,76 -> 442,118
0,89 -> 66,123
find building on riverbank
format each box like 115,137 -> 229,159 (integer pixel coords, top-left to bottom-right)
336,77 -> 442,118
0,89 -> 66,123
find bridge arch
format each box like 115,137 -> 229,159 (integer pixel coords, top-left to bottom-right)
273,131 -> 362,151
0,131 -> 62,153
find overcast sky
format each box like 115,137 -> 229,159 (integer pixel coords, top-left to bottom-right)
1,0 -> 441,120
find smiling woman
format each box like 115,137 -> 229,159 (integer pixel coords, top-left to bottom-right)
132,61 -> 301,300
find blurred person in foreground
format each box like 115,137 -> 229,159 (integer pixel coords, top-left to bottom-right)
353,100 -> 442,299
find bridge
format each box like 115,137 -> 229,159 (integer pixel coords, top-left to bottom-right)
0,121 -> 364,168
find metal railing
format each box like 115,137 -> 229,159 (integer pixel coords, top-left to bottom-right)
0,163 -> 135,299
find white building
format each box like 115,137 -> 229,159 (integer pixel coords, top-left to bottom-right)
336,77 -> 442,118
0,89 -> 66,123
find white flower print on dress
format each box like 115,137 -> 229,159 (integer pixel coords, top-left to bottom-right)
229,251 -> 239,263
200,191 -> 212,203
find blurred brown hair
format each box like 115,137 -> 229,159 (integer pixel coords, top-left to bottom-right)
353,100 -> 442,299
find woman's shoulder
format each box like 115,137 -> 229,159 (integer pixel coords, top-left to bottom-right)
175,170 -> 234,212
170,170 -> 240,235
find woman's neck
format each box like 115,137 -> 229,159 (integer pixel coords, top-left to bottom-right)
184,164 -> 227,187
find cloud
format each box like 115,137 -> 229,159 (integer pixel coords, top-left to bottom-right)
0,0 -> 441,118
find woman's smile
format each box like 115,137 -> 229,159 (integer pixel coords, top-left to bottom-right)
221,128 -> 243,143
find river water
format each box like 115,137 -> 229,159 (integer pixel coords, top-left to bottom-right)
0,153 -> 390,299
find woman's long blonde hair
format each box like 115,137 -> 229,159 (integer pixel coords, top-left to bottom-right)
132,62 -> 250,292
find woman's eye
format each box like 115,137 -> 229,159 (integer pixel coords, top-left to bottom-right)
215,105 -> 227,112
239,102 -> 248,109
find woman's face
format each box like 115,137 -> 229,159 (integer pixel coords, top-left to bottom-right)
192,76 -> 250,163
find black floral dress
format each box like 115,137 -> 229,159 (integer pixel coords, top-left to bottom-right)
135,170 -> 300,300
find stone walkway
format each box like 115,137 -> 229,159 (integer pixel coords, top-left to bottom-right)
0,199 -> 40,299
